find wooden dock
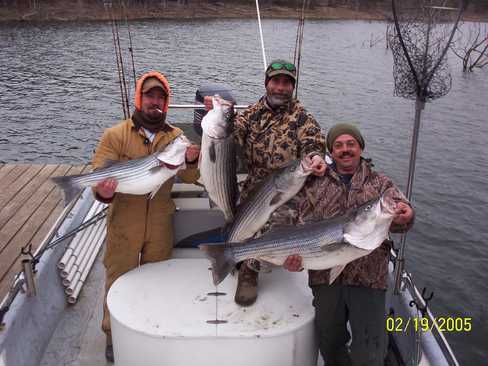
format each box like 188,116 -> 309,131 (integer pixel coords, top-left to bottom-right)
0,164 -> 91,301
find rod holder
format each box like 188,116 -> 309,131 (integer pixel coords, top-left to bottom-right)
393,256 -> 405,295
21,259 -> 37,297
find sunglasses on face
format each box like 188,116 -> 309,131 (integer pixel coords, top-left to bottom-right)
269,62 -> 296,72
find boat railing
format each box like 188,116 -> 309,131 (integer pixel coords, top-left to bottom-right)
168,104 -> 249,110
390,249 -> 460,366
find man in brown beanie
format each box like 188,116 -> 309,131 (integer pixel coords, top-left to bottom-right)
280,123 -> 414,365
204,59 -> 327,306
92,71 -> 200,363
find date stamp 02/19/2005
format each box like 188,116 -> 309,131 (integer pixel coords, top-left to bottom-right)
386,316 -> 472,333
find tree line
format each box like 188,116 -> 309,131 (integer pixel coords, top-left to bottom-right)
2,0 -> 488,12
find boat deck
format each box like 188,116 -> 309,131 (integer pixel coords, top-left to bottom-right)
0,163 -> 91,300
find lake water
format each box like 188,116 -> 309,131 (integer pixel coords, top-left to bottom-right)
0,18 -> 487,364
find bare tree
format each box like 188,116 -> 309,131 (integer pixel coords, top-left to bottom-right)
451,22 -> 488,72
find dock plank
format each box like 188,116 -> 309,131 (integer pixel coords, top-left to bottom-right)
0,191 -> 63,296
0,165 -> 86,287
0,165 -> 77,254
0,164 -> 30,186
0,164 -> 15,180
0,164 -> 45,210
0,165 -> 59,230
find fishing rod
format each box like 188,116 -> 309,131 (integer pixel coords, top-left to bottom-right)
105,1 -> 130,119
122,2 -> 137,89
255,0 -> 267,71
114,8 -> 130,117
293,0 -> 308,99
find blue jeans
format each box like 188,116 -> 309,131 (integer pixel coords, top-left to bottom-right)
311,283 -> 387,366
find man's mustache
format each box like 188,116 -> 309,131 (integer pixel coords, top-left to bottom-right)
270,93 -> 291,99
339,152 -> 353,158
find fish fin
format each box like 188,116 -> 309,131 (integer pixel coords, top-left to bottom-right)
199,243 -> 235,286
260,261 -> 274,273
223,211 -> 234,223
51,176 -> 82,207
329,265 -> 346,285
221,222 -> 233,242
248,259 -> 273,273
209,141 -> 216,163
149,182 -> 164,199
269,192 -> 284,206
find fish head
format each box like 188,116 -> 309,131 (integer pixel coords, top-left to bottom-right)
344,196 -> 395,250
214,96 -> 235,124
156,136 -> 190,167
379,189 -> 398,216
201,95 -> 234,138
274,158 -> 313,192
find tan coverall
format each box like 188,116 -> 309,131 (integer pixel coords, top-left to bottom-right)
92,119 -> 199,344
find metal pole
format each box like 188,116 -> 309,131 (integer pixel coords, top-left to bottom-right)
22,259 -> 36,297
168,104 -> 249,110
394,97 -> 425,295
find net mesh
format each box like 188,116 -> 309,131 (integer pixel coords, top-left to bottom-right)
388,0 -> 464,101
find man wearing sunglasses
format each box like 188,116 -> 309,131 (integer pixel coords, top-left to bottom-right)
205,59 -> 327,306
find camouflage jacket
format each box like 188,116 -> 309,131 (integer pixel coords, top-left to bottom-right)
234,97 -> 326,201
268,159 -> 414,290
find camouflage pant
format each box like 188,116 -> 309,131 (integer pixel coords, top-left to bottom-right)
311,284 -> 387,366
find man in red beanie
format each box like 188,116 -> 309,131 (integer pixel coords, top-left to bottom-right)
205,59 -> 327,306
92,71 -> 200,363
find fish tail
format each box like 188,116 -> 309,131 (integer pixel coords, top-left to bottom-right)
51,176 -> 82,207
199,243 -> 235,286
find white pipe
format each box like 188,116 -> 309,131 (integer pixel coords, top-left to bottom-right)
59,226 -> 91,274
75,218 -> 104,268
68,281 -> 83,304
74,223 -> 106,281
65,223 -> 106,291
255,0 -> 267,70
58,201 -> 102,269
61,216 -> 104,277
63,223 -> 101,286
65,272 -> 81,295
67,232 -> 105,304
63,266 -> 77,287
58,230 -> 83,270
62,218 -> 104,278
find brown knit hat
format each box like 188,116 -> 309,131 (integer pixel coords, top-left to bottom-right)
326,123 -> 365,152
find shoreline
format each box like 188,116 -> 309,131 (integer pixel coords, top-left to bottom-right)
1,3 -> 487,24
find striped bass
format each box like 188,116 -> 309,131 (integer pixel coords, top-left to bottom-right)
227,158 -> 313,243
200,195 -> 397,286
52,136 -> 189,206
199,96 -> 238,222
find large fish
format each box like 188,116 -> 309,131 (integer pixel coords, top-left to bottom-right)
199,96 -> 238,222
200,195 -> 397,286
227,158 -> 313,243
52,136 -> 189,206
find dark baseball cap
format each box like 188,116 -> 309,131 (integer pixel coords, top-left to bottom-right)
265,59 -> 297,84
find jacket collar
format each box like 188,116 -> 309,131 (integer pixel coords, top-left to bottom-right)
328,158 -> 372,189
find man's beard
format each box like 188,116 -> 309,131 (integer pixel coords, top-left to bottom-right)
266,92 -> 291,108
